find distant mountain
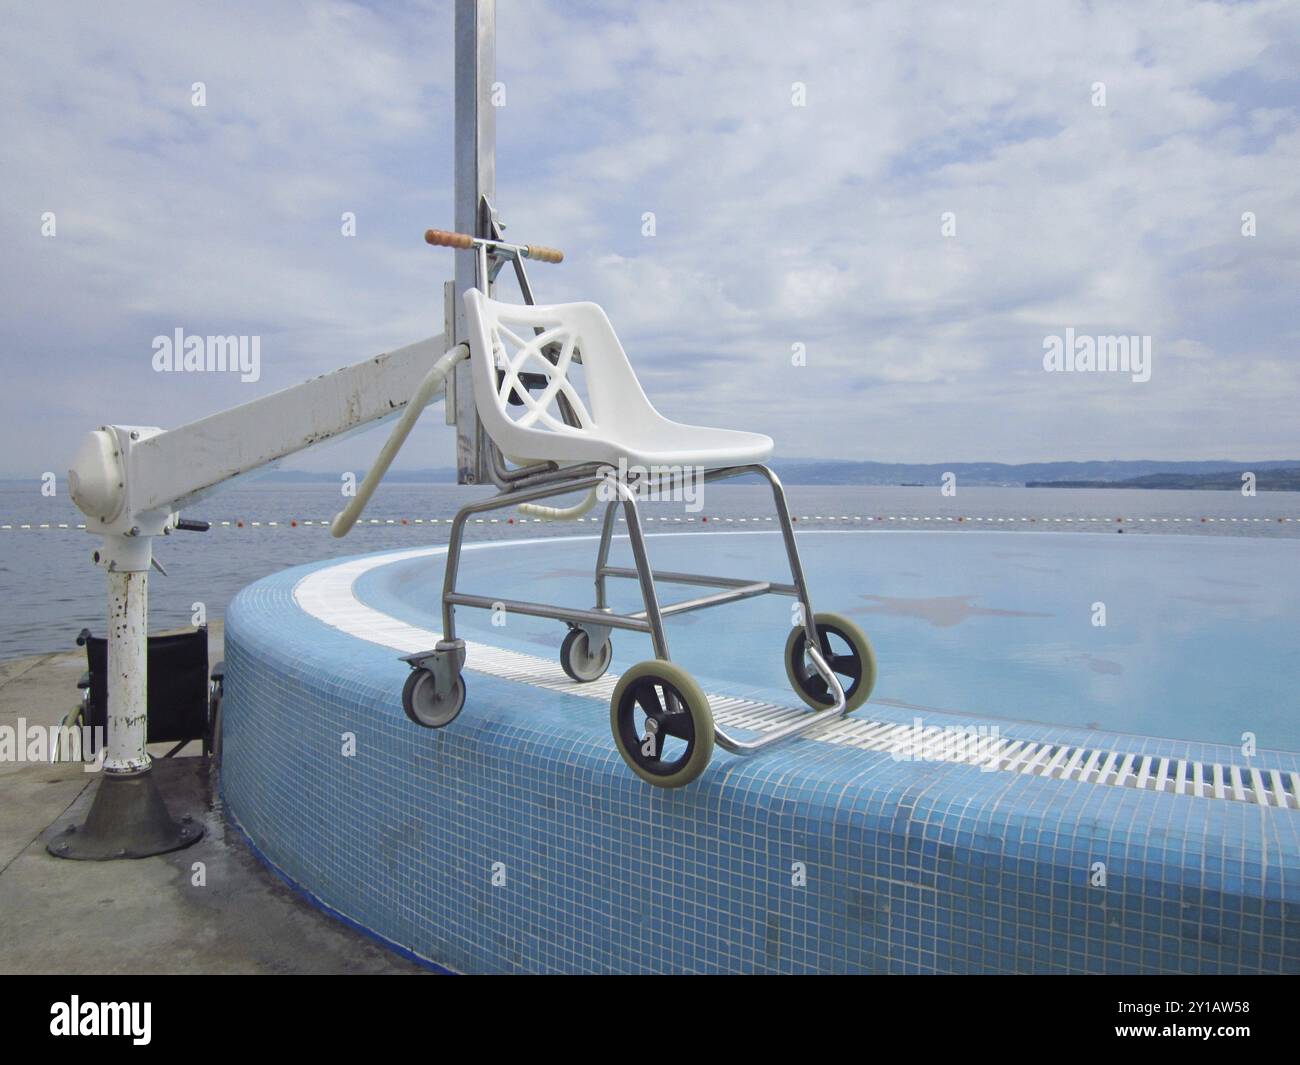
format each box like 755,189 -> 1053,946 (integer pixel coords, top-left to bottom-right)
11,460 -> 1298,492
228,460 -> 1300,488
246,460 -> 1300,487
766,459 -> 1300,487
255,467 -> 461,484
1027,468 -> 1300,491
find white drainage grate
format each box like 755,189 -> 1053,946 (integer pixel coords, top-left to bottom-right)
461,643 -> 1299,810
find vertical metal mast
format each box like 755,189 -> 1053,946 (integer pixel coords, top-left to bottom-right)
451,0 -> 494,485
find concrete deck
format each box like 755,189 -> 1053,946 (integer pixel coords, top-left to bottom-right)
0,621 -> 424,974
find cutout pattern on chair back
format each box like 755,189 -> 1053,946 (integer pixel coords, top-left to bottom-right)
489,319 -> 593,433
465,291 -> 677,467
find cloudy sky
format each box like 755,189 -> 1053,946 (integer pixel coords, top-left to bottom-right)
2,0 -> 1297,478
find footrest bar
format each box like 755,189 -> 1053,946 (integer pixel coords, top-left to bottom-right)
712,645 -> 849,755
632,582 -> 772,620
444,592 -> 652,633
601,565 -> 797,596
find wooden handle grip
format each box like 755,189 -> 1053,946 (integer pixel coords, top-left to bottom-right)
424,228 -> 475,250
525,244 -> 564,264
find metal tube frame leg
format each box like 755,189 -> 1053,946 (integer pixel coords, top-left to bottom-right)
615,480 -> 670,660
696,462 -> 825,661
593,499 -> 619,611
759,465 -> 820,650
442,507 -> 470,642
704,463 -> 850,754
399,505 -> 473,694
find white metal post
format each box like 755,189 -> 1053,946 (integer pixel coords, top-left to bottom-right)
452,0 -> 495,485
49,525 -> 202,860
104,565 -> 150,775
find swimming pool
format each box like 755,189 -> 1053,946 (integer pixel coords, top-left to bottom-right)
359,529 -> 1300,753
221,530 -> 1300,973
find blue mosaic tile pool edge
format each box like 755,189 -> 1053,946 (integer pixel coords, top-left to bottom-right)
222,552 -> 1300,974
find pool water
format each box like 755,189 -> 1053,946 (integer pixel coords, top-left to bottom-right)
356,529 -> 1300,754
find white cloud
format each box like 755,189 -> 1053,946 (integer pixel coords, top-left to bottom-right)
1,0 -> 1298,478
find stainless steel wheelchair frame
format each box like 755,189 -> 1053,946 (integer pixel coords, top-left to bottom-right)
424,455 -> 849,755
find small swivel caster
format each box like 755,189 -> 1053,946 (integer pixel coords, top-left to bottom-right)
559,625 -> 613,682
402,668 -> 466,728
401,641 -> 467,728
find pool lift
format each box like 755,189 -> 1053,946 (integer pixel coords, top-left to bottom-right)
56,0 -> 876,857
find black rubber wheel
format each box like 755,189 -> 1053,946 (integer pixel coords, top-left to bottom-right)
560,627 -> 613,682
402,667 -> 466,728
610,660 -> 714,788
784,611 -> 876,714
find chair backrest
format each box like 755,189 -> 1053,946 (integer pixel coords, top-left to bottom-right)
463,290 -> 664,464
81,627 -> 210,744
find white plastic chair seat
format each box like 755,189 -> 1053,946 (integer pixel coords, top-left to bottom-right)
464,291 -> 773,470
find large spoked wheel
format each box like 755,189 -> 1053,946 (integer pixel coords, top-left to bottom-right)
560,627 -> 613,682
402,667 -> 467,729
785,611 -> 877,714
610,660 -> 714,788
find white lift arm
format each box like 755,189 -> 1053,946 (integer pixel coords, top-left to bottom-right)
71,334 -> 450,528
67,332 -> 452,775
